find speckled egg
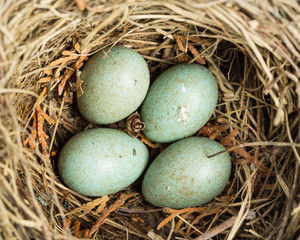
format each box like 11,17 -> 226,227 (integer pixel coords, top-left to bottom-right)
142,137 -> 231,208
141,64 -> 218,143
77,46 -> 150,124
58,128 -> 149,196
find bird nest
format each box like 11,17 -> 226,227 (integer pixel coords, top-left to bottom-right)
1,1 -> 299,239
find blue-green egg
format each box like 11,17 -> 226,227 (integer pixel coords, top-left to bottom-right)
141,64 -> 218,143
58,128 -> 149,196
142,137 -> 231,208
77,46 -> 150,124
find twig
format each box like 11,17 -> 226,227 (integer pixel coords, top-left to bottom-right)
63,218 -> 71,233
251,79 -> 261,194
167,218 -> 175,240
275,111 -> 300,240
116,207 -> 162,214
193,209 -> 256,240
185,207 -> 223,236
173,34 -> 206,65
15,179 -> 33,205
138,132 -> 162,149
87,193 -> 138,238
48,93 -> 65,157
157,207 -> 220,230
73,220 -> 82,238
23,112 -> 37,149
257,148 -> 278,199
208,141 -> 300,158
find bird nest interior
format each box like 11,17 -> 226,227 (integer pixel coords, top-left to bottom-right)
1,0 -> 299,240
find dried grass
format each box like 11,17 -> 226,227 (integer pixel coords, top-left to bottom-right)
1,0 -> 299,239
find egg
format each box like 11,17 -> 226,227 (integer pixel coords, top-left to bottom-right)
141,64 -> 218,143
142,137 -> 231,208
58,128 -> 149,196
77,46 -> 150,124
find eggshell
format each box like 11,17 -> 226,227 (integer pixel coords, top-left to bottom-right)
58,128 -> 149,196
142,137 -> 231,208
141,64 -> 218,143
77,46 -> 150,124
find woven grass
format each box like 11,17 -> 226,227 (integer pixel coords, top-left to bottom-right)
1,0 -> 300,239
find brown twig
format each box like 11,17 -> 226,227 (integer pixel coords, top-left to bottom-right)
36,107 -> 49,154
275,111 -> 300,240
185,208 -> 223,236
23,112 -> 37,149
58,56 -> 87,96
251,78 -> 262,194
208,141 -> 300,158
220,129 -> 239,146
192,209 -> 256,240
86,193 -> 138,238
63,218 -> 72,233
157,207 -> 219,230
257,148 -> 278,199
173,34 -> 206,65
197,119 -> 231,140
73,220 -> 82,238
138,132 -> 162,149
16,179 -> 33,205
